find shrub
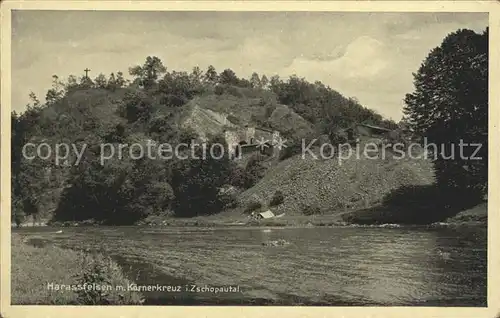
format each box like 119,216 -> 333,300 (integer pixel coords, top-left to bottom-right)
224,85 -> 244,98
218,192 -> 238,209
226,114 -> 241,125
302,204 -> 322,216
104,123 -> 128,143
244,200 -> 262,214
75,253 -> 144,305
269,190 -> 285,206
126,181 -> 175,217
119,91 -> 153,123
12,198 -> 25,227
227,166 -> 246,188
214,85 -> 224,95
264,104 -> 276,118
279,136 -> 304,161
162,94 -> 188,107
178,127 -> 199,145
243,154 -> 267,188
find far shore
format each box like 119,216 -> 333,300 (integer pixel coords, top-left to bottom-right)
12,202 -> 487,229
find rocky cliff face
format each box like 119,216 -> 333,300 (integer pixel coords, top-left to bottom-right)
181,104 -> 237,141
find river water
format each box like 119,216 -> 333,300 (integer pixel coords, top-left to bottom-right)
14,225 -> 487,306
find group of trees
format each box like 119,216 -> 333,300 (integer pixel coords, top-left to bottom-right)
45,71 -> 129,104
267,76 -> 398,142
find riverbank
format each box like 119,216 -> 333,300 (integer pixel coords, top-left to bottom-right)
13,201 -> 487,229
444,202 -> 488,225
11,234 -> 144,305
339,201 -> 487,227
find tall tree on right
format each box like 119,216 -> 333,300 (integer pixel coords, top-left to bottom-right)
403,28 -> 488,197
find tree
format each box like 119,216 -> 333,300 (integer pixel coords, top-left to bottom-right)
79,76 -> 94,89
250,72 -> 261,88
129,56 -> 166,89
204,65 -> 218,84
218,69 -> 239,85
28,92 -> 40,107
269,75 -> 282,94
94,73 -> 107,89
158,71 -> 201,107
66,75 -> 79,91
170,135 -> 235,217
116,71 -> 126,88
190,66 -> 203,85
45,75 -> 65,104
260,74 -> 269,89
11,112 -> 24,226
403,28 -> 488,197
107,73 -> 117,90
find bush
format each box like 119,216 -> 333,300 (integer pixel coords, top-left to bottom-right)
214,85 -> 224,95
218,191 -> 238,209
279,136 -> 304,161
244,200 -> 262,214
75,254 -> 144,305
227,114 -> 241,125
243,154 -> 267,188
224,85 -> 245,98
328,128 -> 349,145
178,127 -> 199,145
119,91 -> 153,123
225,165 -> 245,188
269,190 -> 285,206
302,204 -> 322,216
125,181 -> 175,217
162,94 -> 188,107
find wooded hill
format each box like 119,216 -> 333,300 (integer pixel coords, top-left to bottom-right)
11,27 -> 488,225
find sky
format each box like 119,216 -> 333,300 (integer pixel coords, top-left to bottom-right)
11,11 -> 488,120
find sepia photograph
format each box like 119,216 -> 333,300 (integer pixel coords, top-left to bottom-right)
1,1 -> 498,317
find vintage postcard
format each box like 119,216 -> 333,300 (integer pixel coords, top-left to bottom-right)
1,1 -> 499,318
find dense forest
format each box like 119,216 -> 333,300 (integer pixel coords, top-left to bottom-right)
11,27 -> 488,226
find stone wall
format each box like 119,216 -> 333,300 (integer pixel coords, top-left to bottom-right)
224,126 -> 281,159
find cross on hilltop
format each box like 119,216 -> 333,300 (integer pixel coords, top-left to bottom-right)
84,68 -> 91,78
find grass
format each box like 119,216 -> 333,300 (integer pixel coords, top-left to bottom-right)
11,234 -> 144,305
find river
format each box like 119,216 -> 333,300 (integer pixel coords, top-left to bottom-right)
13,225 -> 487,306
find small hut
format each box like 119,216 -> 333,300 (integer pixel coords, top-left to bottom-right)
256,210 -> 275,219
